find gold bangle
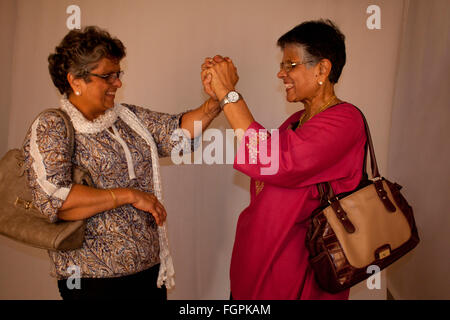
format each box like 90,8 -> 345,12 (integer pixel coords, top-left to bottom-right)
203,98 -> 220,119
109,189 -> 117,209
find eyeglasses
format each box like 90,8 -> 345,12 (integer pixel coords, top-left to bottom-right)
88,71 -> 124,84
279,61 -> 313,73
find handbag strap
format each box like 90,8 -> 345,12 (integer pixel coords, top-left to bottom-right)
24,108 -> 75,157
317,106 -> 380,187
357,108 -> 380,179
317,106 -> 377,202
315,106 -> 396,233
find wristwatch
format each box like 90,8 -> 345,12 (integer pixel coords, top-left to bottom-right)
219,91 -> 242,110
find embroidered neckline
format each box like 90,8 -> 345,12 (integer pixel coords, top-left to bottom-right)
59,95 -> 119,134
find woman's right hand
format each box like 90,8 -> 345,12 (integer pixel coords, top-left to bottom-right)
201,55 -> 239,101
201,58 -> 219,100
201,56 -> 239,101
130,189 -> 167,226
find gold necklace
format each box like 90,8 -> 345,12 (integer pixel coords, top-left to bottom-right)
299,95 -> 337,126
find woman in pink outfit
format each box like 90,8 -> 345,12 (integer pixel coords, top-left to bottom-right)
202,20 -> 366,300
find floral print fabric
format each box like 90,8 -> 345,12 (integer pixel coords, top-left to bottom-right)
23,101 -> 186,279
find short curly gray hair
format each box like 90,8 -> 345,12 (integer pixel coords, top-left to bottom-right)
48,26 -> 126,94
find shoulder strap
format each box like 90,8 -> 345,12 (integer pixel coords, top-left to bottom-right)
26,108 -> 75,157
355,107 -> 380,179
316,106 -> 381,201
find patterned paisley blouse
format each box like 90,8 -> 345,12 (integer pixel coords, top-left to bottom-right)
23,96 -> 191,280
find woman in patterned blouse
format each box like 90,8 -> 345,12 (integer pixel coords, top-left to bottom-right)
23,26 -> 227,300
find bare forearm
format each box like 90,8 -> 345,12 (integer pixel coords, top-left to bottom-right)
57,184 -> 133,221
180,98 -> 220,138
202,55 -> 254,133
215,88 -> 254,134
222,99 -> 255,133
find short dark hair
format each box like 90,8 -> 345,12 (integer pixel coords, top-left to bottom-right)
48,26 -> 126,95
277,19 -> 346,83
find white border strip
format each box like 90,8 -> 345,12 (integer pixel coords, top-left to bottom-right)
30,117 -> 71,201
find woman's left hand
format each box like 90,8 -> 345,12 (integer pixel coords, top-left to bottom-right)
201,58 -> 219,101
201,55 -> 239,101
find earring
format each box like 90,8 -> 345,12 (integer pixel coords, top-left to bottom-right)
318,81 -> 323,85
75,91 -> 81,96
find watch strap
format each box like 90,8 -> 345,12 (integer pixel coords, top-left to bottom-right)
219,91 -> 242,110
219,96 -> 229,110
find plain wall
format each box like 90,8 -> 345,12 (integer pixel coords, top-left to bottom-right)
0,0 -> 16,157
1,0 -> 441,300
386,0 -> 450,300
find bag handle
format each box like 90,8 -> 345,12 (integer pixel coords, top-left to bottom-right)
316,106 -> 396,233
357,108 -> 380,179
24,108 -> 75,157
317,106 -> 379,202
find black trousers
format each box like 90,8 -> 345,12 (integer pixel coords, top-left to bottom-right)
57,264 -> 167,300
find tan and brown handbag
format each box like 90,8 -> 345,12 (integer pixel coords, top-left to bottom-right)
0,109 -> 92,251
306,108 -> 420,293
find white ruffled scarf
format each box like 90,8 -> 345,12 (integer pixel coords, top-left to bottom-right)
59,96 -> 175,290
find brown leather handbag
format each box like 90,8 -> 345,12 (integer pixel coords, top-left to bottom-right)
0,109 -> 92,251
305,108 -> 420,293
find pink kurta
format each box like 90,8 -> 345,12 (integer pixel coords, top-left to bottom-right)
231,102 -> 366,300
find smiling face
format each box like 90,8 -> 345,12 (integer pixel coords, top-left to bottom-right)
277,44 -> 320,103
70,57 -> 122,120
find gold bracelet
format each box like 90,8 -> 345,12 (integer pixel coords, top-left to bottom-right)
109,189 -> 117,209
203,98 -> 220,119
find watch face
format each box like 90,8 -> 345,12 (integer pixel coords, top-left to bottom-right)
227,91 -> 240,103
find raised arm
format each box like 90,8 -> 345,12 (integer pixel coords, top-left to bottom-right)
179,55 -> 244,138
180,97 -> 221,138
201,55 -> 255,134
23,113 -> 167,226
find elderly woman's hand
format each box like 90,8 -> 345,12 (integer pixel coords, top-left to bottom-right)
201,58 -> 219,101
130,189 -> 167,226
201,55 -> 239,101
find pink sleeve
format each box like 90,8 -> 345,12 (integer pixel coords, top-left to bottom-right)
233,104 -> 366,188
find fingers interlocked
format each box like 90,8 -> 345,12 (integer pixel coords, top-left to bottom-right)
201,55 -> 239,100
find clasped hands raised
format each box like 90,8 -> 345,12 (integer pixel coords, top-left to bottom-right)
118,56 -> 238,228
201,55 -> 239,104
128,57 -> 243,227
130,56 -> 238,227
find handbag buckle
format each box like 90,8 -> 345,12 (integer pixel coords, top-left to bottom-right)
376,245 -> 392,259
327,196 -> 339,205
14,197 -> 33,210
379,248 -> 390,259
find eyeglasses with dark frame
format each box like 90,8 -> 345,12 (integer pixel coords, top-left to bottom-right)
279,61 -> 313,73
88,71 -> 124,84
